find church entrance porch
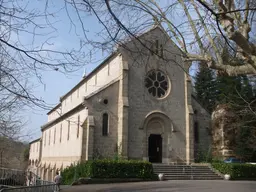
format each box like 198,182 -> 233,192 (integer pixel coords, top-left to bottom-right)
142,111 -> 173,164
148,134 -> 162,163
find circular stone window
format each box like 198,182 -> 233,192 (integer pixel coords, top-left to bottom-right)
145,70 -> 169,99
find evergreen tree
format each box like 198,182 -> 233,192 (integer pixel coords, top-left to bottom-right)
194,64 -> 217,112
215,75 -> 242,106
215,74 -> 256,161
194,64 -> 256,160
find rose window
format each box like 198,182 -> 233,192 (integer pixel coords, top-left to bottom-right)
145,70 -> 169,98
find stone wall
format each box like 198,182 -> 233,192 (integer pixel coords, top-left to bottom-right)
41,107 -> 88,170
85,81 -> 120,158
120,27 -> 190,163
191,96 -> 212,161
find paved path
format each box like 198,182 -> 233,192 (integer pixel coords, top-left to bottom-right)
61,180 -> 256,192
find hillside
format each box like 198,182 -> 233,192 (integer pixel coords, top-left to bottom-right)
0,137 -> 28,170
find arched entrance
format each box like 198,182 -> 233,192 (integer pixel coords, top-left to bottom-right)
142,111 -> 173,163
148,134 -> 162,163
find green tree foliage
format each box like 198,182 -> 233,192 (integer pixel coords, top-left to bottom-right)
194,66 -> 256,161
194,64 -> 217,112
215,74 -> 256,161
215,75 -> 242,105
215,75 -> 254,107
23,147 -> 30,162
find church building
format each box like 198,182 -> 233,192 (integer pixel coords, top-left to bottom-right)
28,26 -> 211,181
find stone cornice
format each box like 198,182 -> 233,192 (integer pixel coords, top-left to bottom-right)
41,103 -> 85,131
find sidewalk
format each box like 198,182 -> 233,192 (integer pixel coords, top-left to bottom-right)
59,180 -> 256,192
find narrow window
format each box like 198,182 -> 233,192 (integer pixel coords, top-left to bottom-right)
60,124 -> 62,143
155,40 -> 159,55
95,75 -> 97,85
49,130 -> 51,145
102,113 -> 109,136
67,120 -> 70,140
85,83 -> 87,92
77,115 -> 80,138
70,94 -> 72,102
77,88 -> 79,98
160,44 -> 163,57
150,43 -> 154,55
54,127 -> 56,144
194,122 -> 199,143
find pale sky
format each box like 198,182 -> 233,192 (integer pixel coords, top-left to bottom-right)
20,1 -> 198,141
22,0 -> 107,140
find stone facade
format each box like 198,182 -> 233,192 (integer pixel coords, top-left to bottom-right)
28,26 -> 211,181
192,96 -> 212,160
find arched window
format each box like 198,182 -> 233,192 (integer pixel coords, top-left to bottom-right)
102,113 -> 109,136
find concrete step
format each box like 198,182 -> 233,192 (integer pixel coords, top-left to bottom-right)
154,172 -> 220,175
153,168 -> 214,170
154,168 -> 216,172
153,164 -> 223,180
163,176 -> 222,180
153,169 -> 218,172
153,166 -> 212,169
153,170 -> 216,173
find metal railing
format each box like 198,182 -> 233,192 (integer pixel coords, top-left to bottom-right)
0,167 -> 26,186
0,167 -> 57,192
0,183 -> 56,192
172,150 -> 194,179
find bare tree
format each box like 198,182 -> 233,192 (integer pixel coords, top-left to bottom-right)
63,0 -> 256,76
0,0 -> 87,110
0,0 -> 92,142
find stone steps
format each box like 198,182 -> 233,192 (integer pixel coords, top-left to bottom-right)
153,164 -> 223,180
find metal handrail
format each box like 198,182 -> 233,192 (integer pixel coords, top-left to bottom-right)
0,167 -> 26,186
172,150 -> 194,179
0,167 -> 50,187
0,167 -> 56,192
0,183 -> 56,192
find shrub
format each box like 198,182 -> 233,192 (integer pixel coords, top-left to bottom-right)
61,160 -> 154,184
212,163 -> 256,179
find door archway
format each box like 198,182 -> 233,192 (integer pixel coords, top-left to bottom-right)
148,134 -> 162,163
142,111 -> 173,163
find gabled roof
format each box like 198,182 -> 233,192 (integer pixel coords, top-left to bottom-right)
47,51 -> 119,115
47,25 -> 184,115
